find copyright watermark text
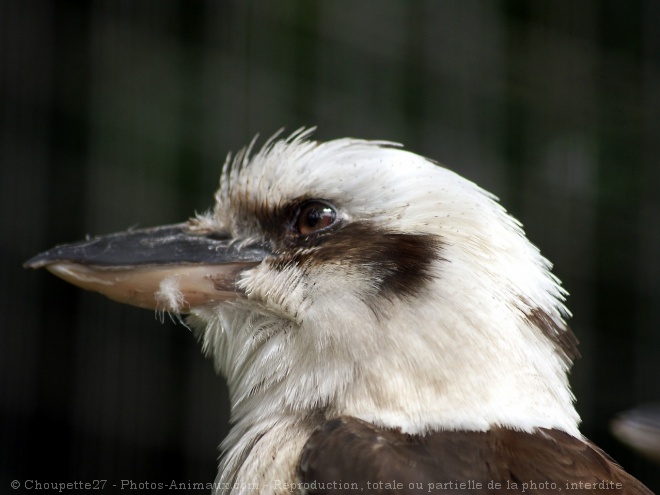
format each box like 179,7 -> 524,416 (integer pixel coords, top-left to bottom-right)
11,480 -> 107,491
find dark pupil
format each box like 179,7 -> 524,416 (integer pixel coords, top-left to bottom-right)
307,209 -> 322,227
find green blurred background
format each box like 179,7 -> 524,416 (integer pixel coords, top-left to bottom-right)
2,0 -> 659,490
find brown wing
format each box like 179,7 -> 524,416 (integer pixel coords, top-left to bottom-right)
297,417 -> 654,495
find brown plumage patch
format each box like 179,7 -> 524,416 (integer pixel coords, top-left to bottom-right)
298,416 -> 653,495
303,222 -> 443,300
266,216 -> 444,304
245,195 -> 444,304
525,305 -> 580,364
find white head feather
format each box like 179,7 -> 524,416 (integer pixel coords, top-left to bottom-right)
188,129 -> 580,489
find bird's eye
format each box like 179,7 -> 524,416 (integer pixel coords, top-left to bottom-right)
296,201 -> 337,235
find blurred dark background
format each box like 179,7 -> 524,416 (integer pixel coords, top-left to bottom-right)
2,0 -> 659,492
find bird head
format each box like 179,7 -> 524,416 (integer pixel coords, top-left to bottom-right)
26,129 -> 580,437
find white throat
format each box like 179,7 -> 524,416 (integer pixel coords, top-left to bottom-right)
190,253 -> 580,489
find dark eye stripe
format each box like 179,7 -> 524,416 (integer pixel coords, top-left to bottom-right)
274,220 -> 444,304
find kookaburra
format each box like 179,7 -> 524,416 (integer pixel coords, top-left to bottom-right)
27,129 -> 653,494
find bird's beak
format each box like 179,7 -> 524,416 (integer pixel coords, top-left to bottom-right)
24,223 -> 268,313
